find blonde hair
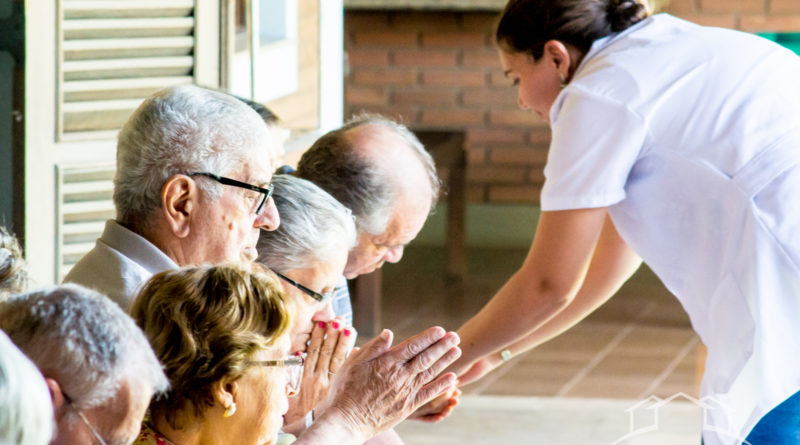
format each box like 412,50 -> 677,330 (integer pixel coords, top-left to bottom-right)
130,263 -> 291,429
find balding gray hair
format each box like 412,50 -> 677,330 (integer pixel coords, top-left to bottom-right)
0,330 -> 53,445
296,113 -> 440,235
114,85 -> 278,233
0,284 -> 168,412
257,175 -> 357,272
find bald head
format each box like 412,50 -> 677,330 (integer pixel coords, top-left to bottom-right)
296,115 -> 440,277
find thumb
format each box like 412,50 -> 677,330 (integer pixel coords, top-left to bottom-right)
352,329 -> 393,362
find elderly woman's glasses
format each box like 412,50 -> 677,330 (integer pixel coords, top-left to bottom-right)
249,356 -> 305,396
188,172 -> 274,214
62,392 -> 108,445
273,271 -> 334,304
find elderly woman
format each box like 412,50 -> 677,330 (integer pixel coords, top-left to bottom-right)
0,330 -> 53,445
131,262 -> 463,445
256,174 -> 358,433
130,263 -> 296,445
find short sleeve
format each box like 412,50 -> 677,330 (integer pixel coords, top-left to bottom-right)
541,89 -> 647,211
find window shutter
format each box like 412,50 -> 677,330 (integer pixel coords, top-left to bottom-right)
58,0 -> 198,140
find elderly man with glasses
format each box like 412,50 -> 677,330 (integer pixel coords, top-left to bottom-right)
0,284 -> 169,445
64,85 -> 281,310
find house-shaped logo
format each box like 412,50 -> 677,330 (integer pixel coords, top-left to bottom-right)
611,392 -> 750,445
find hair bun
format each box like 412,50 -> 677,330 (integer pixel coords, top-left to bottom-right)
607,0 -> 648,32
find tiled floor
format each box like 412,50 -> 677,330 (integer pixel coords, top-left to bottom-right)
378,246 -> 705,443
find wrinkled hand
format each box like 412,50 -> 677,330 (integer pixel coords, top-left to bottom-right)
311,327 -> 461,443
457,355 -> 501,387
407,388 -> 461,423
284,318 -> 356,430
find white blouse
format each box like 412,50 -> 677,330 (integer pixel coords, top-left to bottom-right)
542,14 -> 800,445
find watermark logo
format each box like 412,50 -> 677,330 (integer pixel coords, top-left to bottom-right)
611,392 -> 750,445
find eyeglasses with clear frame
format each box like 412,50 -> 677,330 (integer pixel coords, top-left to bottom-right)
248,356 -> 305,396
62,391 -> 108,445
188,172 -> 274,215
272,271 -> 334,304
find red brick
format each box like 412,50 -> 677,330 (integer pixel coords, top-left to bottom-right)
489,185 -> 541,203
740,14 -> 800,31
466,128 -> 526,146
392,50 -> 458,67
528,168 -> 546,183
489,148 -> 548,165
345,12 -> 391,31
347,49 -> 390,67
467,165 -> 526,183
421,32 -> 488,48
420,109 -> 485,126
699,0 -> 765,13
351,69 -> 418,87
673,12 -> 737,28
421,70 -> 486,87
460,13 -> 501,32
489,109 -> 540,126
467,185 -> 487,203
528,128 -> 552,145
392,90 -> 459,106
461,87 -> 517,107
344,87 -> 389,106
467,147 -> 487,164
661,0 -> 698,13
461,49 -> 502,67
352,31 -> 419,47
391,11 -> 461,31
770,0 -> 800,13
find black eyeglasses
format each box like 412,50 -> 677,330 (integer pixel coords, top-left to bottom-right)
188,172 -> 274,214
273,271 -> 334,303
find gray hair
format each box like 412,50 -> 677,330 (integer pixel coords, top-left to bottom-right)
257,175 -> 357,272
114,85 -> 279,233
0,284 -> 168,412
296,113 -> 440,235
0,226 -> 27,299
0,330 -> 53,445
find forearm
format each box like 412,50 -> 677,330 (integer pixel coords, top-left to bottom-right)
484,215 -> 640,362
295,408 -> 366,445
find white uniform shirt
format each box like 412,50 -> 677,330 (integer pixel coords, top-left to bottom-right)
542,14 -> 800,445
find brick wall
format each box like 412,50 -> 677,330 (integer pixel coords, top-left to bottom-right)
343,2 -> 800,204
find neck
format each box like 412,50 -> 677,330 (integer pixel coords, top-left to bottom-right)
150,408 -> 230,445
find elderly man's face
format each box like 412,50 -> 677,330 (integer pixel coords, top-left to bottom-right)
343,191 -> 431,279
191,149 -> 280,264
57,378 -> 151,445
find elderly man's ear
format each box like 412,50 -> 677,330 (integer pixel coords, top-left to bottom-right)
161,174 -> 198,238
45,377 -> 70,421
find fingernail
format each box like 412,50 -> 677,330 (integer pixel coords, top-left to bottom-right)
318,322 -> 326,329
332,321 -> 340,329
343,328 -> 351,336
294,351 -> 302,356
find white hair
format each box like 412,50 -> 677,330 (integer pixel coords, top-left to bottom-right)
257,175 -> 357,272
0,284 -> 169,412
0,330 -> 53,445
114,85 -> 280,233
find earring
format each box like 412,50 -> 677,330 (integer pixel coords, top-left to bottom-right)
560,74 -> 567,89
223,402 -> 237,418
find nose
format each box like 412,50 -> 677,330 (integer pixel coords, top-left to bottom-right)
312,301 -> 335,322
254,198 -> 280,231
382,245 -> 404,264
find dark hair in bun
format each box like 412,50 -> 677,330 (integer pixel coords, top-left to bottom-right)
496,0 -> 650,59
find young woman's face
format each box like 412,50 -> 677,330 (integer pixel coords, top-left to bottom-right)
498,48 -> 564,123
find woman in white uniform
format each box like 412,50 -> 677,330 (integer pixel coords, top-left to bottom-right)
447,0 -> 800,443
